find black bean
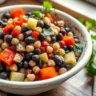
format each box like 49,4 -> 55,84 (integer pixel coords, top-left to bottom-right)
22,26 -> 30,32
2,12 -> 11,19
17,62 -> 24,69
37,20 -> 44,28
65,64 -> 73,70
44,22 -> 50,28
60,27 -> 66,35
32,55 -> 39,61
0,62 -> 4,73
0,20 -> 3,26
63,45 -> 68,51
25,52 -> 33,61
76,57 -> 79,61
38,33 -> 46,41
2,22 -> 7,27
24,36 -> 35,44
23,61 -> 29,69
5,35 -> 13,43
54,55 -> 62,65
59,59 -> 66,68
74,37 -> 80,43
0,72 -> 7,79
0,32 -> 5,39
68,45 -> 74,51
37,59 -> 44,68
65,27 -> 71,33
51,36 -> 56,42
34,48 -> 41,54
56,33 -> 63,41
24,30 -> 32,38
25,12 -> 32,16
2,18 -> 8,22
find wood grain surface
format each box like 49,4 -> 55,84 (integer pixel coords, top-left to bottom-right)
0,0 -> 93,96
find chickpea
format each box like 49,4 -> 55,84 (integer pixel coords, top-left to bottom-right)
68,32 -> 73,37
14,26 -> 21,32
29,60 -> 36,67
54,26 -> 60,32
13,17 -> 18,22
43,64 -> 47,68
26,45 -> 34,52
19,68 -> 25,73
4,35 -> 8,40
46,46 -> 53,53
47,59 -> 55,67
27,74 -> 35,81
11,38 -> 19,45
34,41 -> 41,48
58,48 -> 65,56
54,29 -> 58,36
0,39 -> 3,45
50,23 -> 55,28
22,23 -> 27,27
46,36 -> 51,42
52,43 -> 60,50
74,52 -> 80,57
57,20 -> 64,26
34,27 -> 42,33
43,17 -> 50,23
58,68 -> 67,75
1,42 -> 9,49
20,41 -> 26,46
7,18 -> 13,24
9,64 -> 18,72
17,33 -> 24,41
33,66 -> 40,74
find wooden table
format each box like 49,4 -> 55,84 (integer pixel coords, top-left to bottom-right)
0,0 -> 93,96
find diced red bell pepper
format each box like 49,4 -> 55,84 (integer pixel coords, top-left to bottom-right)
11,8 -> 24,18
11,29 -> 21,37
3,23 -> 14,34
63,35 -> 75,46
41,41 -> 49,48
32,31 -> 40,38
45,13 -> 54,23
40,67 -> 57,80
0,48 -> 15,66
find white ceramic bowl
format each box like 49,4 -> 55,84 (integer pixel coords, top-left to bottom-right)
0,5 -> 92,95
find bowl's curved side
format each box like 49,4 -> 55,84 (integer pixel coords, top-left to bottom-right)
0,5 -> 92,94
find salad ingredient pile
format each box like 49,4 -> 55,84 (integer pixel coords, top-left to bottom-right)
0,1 -> 83,82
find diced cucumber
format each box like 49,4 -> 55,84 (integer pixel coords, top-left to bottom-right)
40,53 -> 48,62
64,51 -> 76,65
16,44 -> 25,52
10,72 -> 25,81
13,53 -> 23,63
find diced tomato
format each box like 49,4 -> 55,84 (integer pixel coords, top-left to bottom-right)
3,23 -> 14,34
15,20 -> 23,26
63,35 -> 75,46
11,8 -> 24,18
0,48 -> 15,66
45,13 -> 54,23
32,31 -> 40,38
11,29 -> 21,37
40,47 -> 45,53
40,67 -> 57,80
41,41 -> 49,48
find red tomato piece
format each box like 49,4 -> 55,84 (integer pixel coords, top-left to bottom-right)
0,48 -> 15,66
11,29 -> 21,37
40,47 -> 45,53
45,13 -> 54,23
11,8 -> 24,18
63,36 -> 75,46
41,41 -> 49,48
59,40 -> 65,48
3,23 -> 14,34
40,67 -> 57,80
32,31 -> 40,38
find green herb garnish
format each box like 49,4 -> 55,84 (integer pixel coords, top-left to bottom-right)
43,28 -> 54,36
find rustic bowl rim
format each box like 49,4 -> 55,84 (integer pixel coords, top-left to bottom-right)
0,5 -> 92,88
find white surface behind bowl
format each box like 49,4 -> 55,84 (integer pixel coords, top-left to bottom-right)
0,5 -> 92,95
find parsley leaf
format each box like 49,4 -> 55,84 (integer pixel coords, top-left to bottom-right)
43,28 -> 54,36
43,1 -> 55,13
32,10 -> 43,19
91,35 -> 96,40
78,18 -> 85,24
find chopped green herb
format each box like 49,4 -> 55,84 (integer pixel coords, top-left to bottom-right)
32,10 -> 43,19
56,52 -> 60,55
43,1 -> 55,13
91,35 -> 96,40
78,18 -> 85,24
43,28 -> 54,36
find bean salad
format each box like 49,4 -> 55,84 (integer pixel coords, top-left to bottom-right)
0,2 -> 83,82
